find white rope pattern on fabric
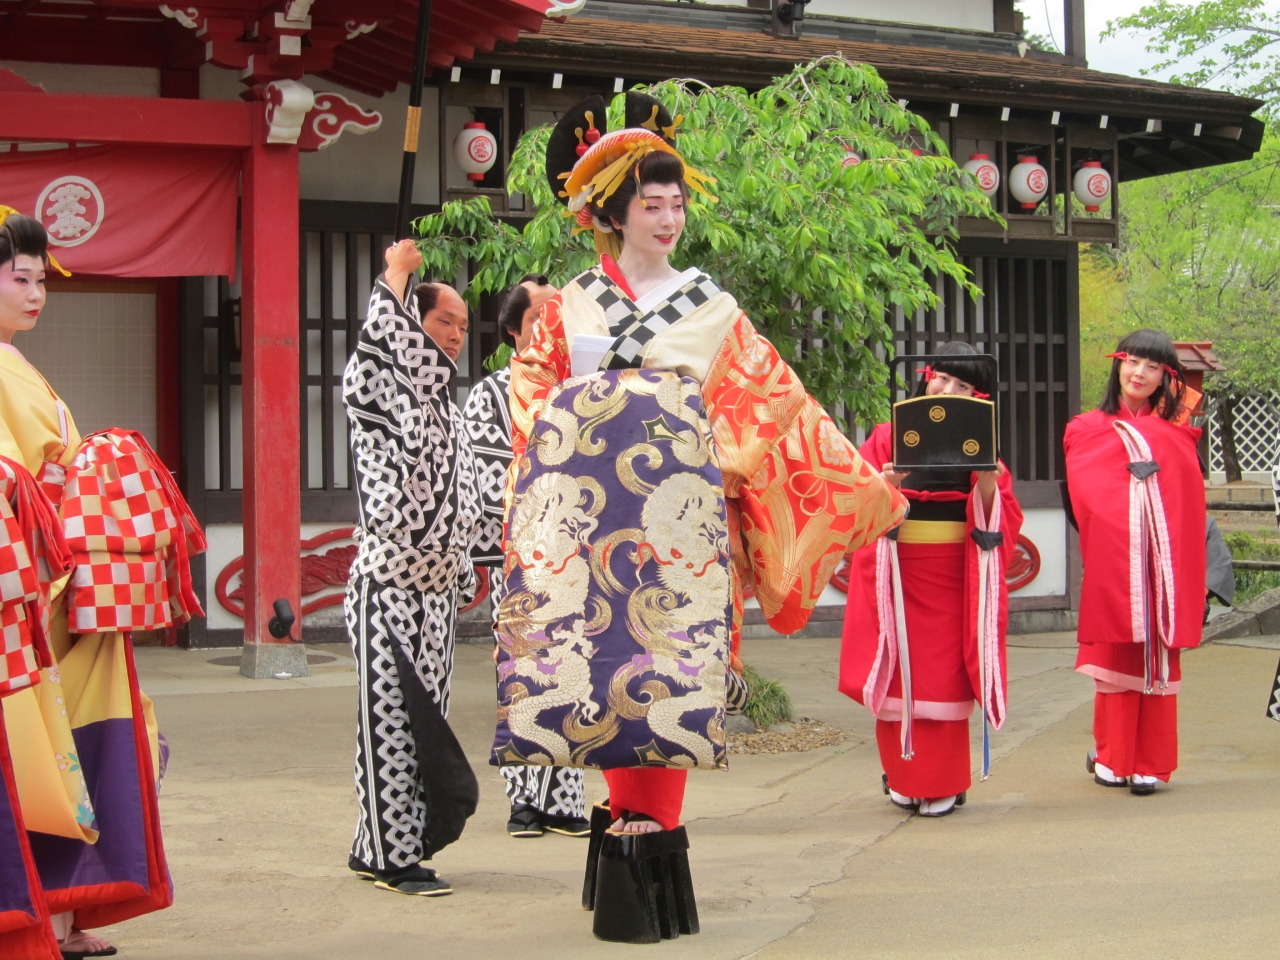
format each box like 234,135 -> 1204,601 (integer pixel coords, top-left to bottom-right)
1113,420 -> 1177,690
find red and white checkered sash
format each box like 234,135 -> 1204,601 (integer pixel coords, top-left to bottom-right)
61,429 -> 206,633
0,455 -> 73,695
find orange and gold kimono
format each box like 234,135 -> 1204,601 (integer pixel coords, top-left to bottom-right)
507,258 -> 906,825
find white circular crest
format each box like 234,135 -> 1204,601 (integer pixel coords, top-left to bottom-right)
36,176 -> 105,248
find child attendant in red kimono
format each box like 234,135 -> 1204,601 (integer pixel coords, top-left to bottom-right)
1064,329 -> 1205,795
840,342 -> 1022,817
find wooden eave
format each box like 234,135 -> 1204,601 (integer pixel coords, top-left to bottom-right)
475,15 -> 1265,178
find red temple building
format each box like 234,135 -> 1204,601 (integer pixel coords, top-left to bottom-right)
0,0 -> 1264,668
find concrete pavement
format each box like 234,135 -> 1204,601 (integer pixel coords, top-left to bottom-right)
102,632 -> 1280,959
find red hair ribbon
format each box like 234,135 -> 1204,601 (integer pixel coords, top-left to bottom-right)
1106,351 -> 1180,380
923,364 -> 989,398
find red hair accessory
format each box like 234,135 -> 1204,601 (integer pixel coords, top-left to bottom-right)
1107,351 -> 1180,380
923,364 -> 989,398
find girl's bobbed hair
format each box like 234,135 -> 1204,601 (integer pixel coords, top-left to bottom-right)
0,213 -> 49,270
912,341 -> 995,398
1099,328 -> 1186,422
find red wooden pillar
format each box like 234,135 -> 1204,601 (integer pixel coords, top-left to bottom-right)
238,111 -> 306,678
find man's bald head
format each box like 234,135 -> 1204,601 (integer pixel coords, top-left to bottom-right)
414,281 -> 469,363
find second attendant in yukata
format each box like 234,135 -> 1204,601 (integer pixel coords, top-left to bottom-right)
343,240 -> 481,896
462,275 -> 589,840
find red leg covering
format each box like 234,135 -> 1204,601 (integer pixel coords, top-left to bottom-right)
1094,691 -> 1178,781
877,718 -> 972,800
602,769 -> 687,831
0,711 -> 61,960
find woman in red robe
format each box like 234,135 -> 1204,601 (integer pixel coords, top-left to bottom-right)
1064,329 -> 1204,796
840,342 -> 1022,817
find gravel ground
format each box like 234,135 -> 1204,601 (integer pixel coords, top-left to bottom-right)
727,716 -> 847,754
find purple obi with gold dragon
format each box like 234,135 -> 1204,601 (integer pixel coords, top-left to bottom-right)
491,368 -> 732,771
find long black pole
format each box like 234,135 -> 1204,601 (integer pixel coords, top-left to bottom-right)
394,0 -> 434,240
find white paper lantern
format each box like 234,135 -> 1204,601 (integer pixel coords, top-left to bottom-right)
454,121 -> 497,182
1008,155 -> 1048,210
841,146 -> 861,168
1073,160 -> 1112,212
962,152 -> 1000,198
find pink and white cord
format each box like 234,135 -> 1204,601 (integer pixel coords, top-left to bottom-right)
1113,420 -> 1176,689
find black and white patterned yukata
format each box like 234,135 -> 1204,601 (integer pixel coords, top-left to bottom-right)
343,275 -> 482,871
461,368 -> 587,820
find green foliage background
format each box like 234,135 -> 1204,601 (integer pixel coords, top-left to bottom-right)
1079,3 -> 1280,408
414,56 -> 996,427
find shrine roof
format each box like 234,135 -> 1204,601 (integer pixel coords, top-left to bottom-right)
0,0 -> 553,94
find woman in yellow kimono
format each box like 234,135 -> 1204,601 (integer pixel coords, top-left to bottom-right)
0,209 -> 183,959
497,94 -> 906,942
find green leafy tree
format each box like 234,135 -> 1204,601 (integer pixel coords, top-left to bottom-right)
1089,3 -> 1280,481
414,55 -> 996,426
1103,0 -> 1280,116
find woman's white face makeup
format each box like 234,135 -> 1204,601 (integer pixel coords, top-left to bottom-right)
0,254 -> 46,344
1118,354 -> 1163,406
926,371 -> 976,397
616,183 -> 686,258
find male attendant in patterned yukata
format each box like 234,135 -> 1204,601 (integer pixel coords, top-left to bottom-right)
342,239 -> 482,897
462,275 -> 591,840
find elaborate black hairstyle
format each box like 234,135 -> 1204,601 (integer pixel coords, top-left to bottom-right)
1099,328 -> 1187,422
912,341 -> 995,398
497,273 -> 551,345
544,92 -> 714,258
544,92 -> 680,206
0,211 -> 49,270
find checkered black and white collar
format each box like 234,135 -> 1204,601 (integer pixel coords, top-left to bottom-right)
569,265 -> 723,371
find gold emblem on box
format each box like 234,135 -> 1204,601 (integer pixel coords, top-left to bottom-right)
929,405 -> 946,422
903,430 -> 921,447
962,439 -> 980,456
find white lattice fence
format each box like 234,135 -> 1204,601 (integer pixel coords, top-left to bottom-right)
1208,392 -> 1280,473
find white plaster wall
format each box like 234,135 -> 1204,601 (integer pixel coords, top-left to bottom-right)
0,61 -> 161,97
12,291 -> 158,448
1009,507 -> 1068,598
644,0 -> 995,30
204,523 -> 356,630
199,66 -> 441,206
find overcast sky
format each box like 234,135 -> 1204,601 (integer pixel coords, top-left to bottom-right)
1019,0 -> 1279,86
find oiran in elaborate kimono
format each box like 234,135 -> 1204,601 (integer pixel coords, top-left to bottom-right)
492,93 -> 906,943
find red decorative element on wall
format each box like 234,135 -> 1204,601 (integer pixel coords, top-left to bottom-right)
297,93 -> 382,152
825,533 -> 1042,596
216,527 -> 356,619
1006,534 -> 1042,592
216,528 -> 495,621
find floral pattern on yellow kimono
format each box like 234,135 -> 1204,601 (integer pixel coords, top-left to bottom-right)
508,271 -> 908,654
